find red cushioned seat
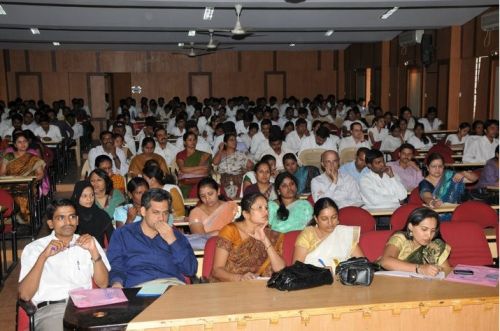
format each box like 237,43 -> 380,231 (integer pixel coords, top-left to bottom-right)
282,230 -> 301,266
441,222 -> 493,266
451,200 -> 498,228
390,204 -> 421,231
338,206 -> 376,233
359,230 -> 393,262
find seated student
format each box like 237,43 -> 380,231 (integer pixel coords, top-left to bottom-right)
400,106 -> 417,129
113,177 -> 149,228
311,150 -> 362,208
378,207 -> 452,276
408,122 -> 434,150
71,180 -> 114,247
445,122 -> 470,148
188,177 -> 239,235
95,155 -> 126,194
285,118 -> 309,154
418,106 -> 443,132
268,172 -> 313,233
339,147 -> 370,182
243,160 -> 278,201
359,149 -> 407,209
462,119 -> 499,163
338,122 -> 371,153
154,127 -> 180,167
298,125 -> 339,154
18,199 -> 110,331
88,131 -> 129,176
367,116 -> 389,146
175,120 -> 212,155
211,192 -> 285,282
128,137 -> 169,178
419,153 -> 478,208
241,154 -> 277,196
476,146 -> 499,188
380,124 -> 404,153
34,114 -> 63,142
89,168 -> 126,219
108,189 -> 197,287
255,129 -> 294,171
386,143 -> 423,191
142,164 -> 185,218
282,153 -> 319,195
293,197 -> 364,270
398,118 -> 414,142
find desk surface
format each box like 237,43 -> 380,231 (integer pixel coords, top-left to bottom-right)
445,162 -> 485,168
0,175 -> 36,184
368,203 -> 499,216
127,276 -> 498,330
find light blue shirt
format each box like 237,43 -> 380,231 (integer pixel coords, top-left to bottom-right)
339,161 -> 370,182
114,204 -> 174,226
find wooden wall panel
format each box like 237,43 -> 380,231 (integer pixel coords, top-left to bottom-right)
425,71 -> 438,112
389,66 -> 399,111
337,50 -> 345,98
285,71 -> 335,98
475,57 -> 490,120
277,51 -> 317,71
42,72 -> 69,104
190,74 -> 211,100
18,74 -> 41,100
266,73 -> 285,101
99,51 -> 147,73
6,72 -> 16,100
436,28 -> 451,60
29,51 -> 52,72
130,73 -> 189,101
320,50 -> 334,71
361,43 -> 374,67
437,63 -> 449,119
56,51 -> 97,72
461,19 -> 475,59
459,58 -> 475,123
240,51 -> 273,72
9,50 -> 27,72
68,73 -> 88,103
148,52 -> 198,73
398,67 -> 407,110
211,72 -> 264,100
0,51 -> 7,101
201,52 -> 238,72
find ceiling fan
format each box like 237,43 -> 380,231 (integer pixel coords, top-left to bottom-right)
174,42 -> 213,57
204,4 -> 262,40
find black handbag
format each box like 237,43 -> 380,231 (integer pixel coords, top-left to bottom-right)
335,257 -> 375,286
267,261 -> 333,291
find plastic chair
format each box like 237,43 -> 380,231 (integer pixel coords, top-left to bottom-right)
0,189 -> 18,275
451,200 -> 498,228
424,143 -> 454,164
441,222 -> 493,266
339,147 -> 356,165
298,148 -> 324,169
338,206 -> 376,233
359,230 -> 393,262
390,204 -> 421,231
17,299 -> 36,331
282,230 -> 301,266
202,236 -> 218,279
408,187 -> 424,205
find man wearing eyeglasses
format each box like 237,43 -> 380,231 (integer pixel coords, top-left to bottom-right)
18,199 -> 110,331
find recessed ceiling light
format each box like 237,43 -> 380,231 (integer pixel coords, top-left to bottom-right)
0,5 -> 6,15
30,28 -> 40,35
380,7 -> 399,20
203,7 -> 214,20
52,42 -> 60,46
188,30 -> 196,37
289,43 -> 296,47
178,42 -> 184,47
325,30 -> 334,37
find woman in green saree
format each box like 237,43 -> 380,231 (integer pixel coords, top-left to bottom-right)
378,207 -> 452,276
175,131 -> 211,198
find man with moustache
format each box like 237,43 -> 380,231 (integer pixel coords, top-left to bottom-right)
88,130 -> 129,175
18,199 -> 110,331
386,143 -> 423,191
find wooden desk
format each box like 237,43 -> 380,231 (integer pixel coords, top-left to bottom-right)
368,204 -> 500,217
484,228 -> 498,259
486,186 -> 499,191
127,277 -> 498,331
445,162 -> 485,168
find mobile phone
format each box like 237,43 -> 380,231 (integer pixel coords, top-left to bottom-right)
453,269 -> 474,275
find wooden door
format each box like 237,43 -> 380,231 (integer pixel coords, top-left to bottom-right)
265,72 -> 285,100
190,73 -> 211,100
17,73 -> 41,101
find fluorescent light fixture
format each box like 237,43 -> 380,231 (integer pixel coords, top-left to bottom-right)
203,7 -> 214,20
0,5 -> 6,15
52,41 -> 60,46
381,7 -> 399,20
188,30 -> 196,37
289,43 -> 296,47
178,42 -> 184,47
325,29 -> 334,37
30,28 -> 40,35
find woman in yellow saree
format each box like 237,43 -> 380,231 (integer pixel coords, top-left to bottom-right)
0,132 -> 45,223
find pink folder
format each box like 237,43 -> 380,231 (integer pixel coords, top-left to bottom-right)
445,264 -> 499,287
69,288 -> 129,308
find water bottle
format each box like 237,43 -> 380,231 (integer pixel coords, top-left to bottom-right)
225,180 -> 238,200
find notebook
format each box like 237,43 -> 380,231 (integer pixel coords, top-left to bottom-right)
69,288 -> 128,308
445,265 -> 499,287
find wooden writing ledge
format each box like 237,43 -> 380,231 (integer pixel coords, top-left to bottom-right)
127,276 -> 498,331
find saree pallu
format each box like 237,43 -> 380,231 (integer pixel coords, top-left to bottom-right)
419,170 -> 465,220
386,232 -> 451,266
292,166 -> 320,194
4,152 -> 46,222
210,223 -> 284,282
176,150 -> 211,198
219,152 -> 248,199
189,200 -> 239,234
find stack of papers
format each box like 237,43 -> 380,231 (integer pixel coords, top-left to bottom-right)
375,270 -> 445,280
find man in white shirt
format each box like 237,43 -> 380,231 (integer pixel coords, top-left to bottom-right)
339,147 -> 371,182
18,199 -> 110,331
311,150 -> 362,208
359,149 -> 408,210
154,127 -> 180,166
22,111 -> 39,132
250,119 -> 272,157
299,126 -> 339,154
111,122 -> 137,156
286,118 -> 309,154
2,113 -> 23,139
66,114 -> 83,140
88,131 -> 129,175
462,119 -> 499,163
338,122 -> 371,153
255,132 -> 294,171
418,107 -> 443,132
34,115 -> 63,142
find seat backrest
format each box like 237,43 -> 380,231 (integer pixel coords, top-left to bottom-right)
338,206 -> 376,233
0,189 -> 15,217
425,144 -> 454,164
390,204 -> 421,231
359,230 -> 393,262
451,200 -> 498,228
202,236 -> 218,279
440,222 -> 493,266
339,147 -> 357,165
282,230 -> 301,266
298,149 -> 324,169
80,159 -> 90,180
408,187 -> 423,205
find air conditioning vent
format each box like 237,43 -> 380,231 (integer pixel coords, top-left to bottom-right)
399,30 -> 424,47
481,10 -> 499,31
